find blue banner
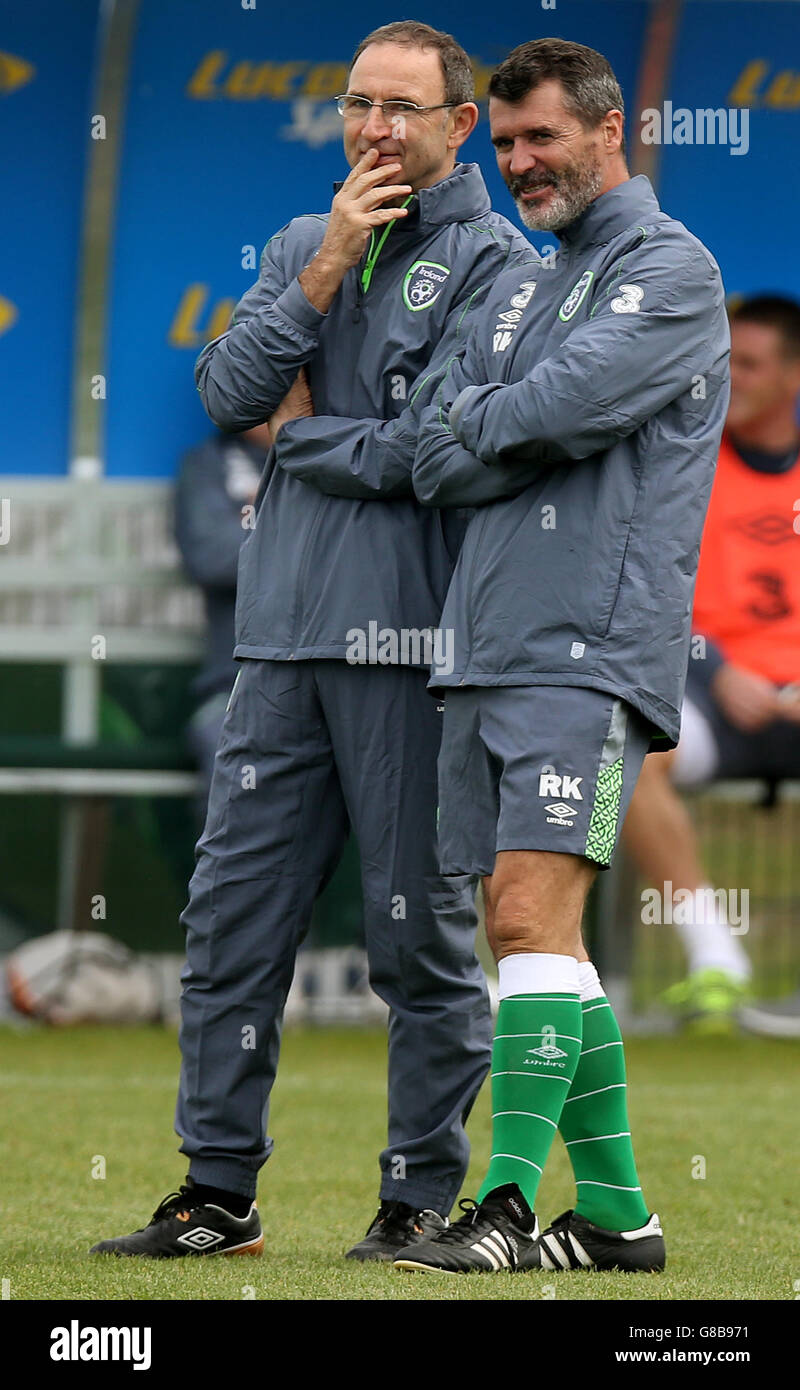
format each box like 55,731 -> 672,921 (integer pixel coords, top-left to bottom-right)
658,1 -> 800,299
4,1 -> 798,479
104,0 -> 645,477
0,0 -> 99,475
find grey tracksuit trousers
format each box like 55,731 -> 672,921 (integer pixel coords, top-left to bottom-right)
175,657 -> 492,1212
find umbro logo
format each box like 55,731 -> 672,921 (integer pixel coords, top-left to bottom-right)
525,1026 -> 568,1065
493,279 -> 536,352
545,802 -> 578,819
732,511 -> 797,546
176,1227 -> 225,1250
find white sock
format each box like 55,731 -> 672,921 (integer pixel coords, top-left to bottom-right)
577,960 -> 605,1002
497,952 -> 579,999
672,885 -> 751,981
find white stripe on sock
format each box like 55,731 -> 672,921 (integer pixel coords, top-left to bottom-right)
564,1131 -> 631,1146
576,1180 -> 642,1190
562,1083 -> 627,1104
492,1111 -> 558,1127
494,1032 -> 582,1042
499,995 -> 582,1005
490,1153 -> 543,1173
491,1071 -> 573,1082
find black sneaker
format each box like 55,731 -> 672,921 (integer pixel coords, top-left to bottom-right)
345,1201 -> 447,1262
89,1180 -> 263,1258
539,1209 -> 665,1272
393,1184 -> 540,1274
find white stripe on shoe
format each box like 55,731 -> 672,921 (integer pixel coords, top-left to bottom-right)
540,1235 -> 571,1270
470,1239 -> 501,1270
469,1231 -> 512,1270
567,1232 -> 594,1266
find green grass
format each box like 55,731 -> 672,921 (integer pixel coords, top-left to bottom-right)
1,1025 -> 797,1301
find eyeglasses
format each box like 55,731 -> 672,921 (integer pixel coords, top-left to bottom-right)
335,95 -> 455,121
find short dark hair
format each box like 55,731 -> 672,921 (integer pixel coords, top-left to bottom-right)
729,295 -> 800,358
489,38 -> 626,156
350,20 -> 474,106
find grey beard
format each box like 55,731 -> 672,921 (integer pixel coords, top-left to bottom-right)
513,158 -> 604,232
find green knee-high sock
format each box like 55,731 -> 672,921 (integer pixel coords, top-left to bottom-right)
558,995 -> 650,1230
477,992 -> 583,1210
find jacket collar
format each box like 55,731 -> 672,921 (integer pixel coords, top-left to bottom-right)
557,175 -> 662,249
333,160 -> 491,228
413,161 -> 492,225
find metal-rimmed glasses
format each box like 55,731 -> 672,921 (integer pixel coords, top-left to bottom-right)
335,95 -> 455,120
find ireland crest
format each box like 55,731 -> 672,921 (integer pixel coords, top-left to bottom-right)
402,260 -> 450,311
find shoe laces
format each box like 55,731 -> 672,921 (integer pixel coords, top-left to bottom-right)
148,1185 -> 200,1226
433,1198 -> 483,1245
370,1200 -> 420,1240
546,1209 -> 574,1233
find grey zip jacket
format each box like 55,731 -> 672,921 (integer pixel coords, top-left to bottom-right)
194,162 -> 536,663
412,176 -> 730,742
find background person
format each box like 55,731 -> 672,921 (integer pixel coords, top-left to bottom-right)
174,424 -> 269,809
623,295 -> 800,1032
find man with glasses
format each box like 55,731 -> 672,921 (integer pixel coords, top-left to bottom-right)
89,20 -> 535,1264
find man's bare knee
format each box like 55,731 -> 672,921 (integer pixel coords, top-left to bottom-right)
486,851 -> 594,960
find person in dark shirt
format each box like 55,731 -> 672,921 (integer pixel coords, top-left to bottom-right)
174,424 -> 269,803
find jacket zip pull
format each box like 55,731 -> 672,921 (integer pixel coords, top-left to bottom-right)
351,231 -> 372,324
351,194 -> 414,321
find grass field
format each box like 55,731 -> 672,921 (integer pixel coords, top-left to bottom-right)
2,1023 -> 798,1302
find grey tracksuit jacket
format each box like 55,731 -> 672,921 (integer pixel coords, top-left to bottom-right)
194,162 -> 536,662
412,176 -> 731,744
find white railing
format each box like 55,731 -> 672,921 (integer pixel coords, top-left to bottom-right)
0,477 -> 204,664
